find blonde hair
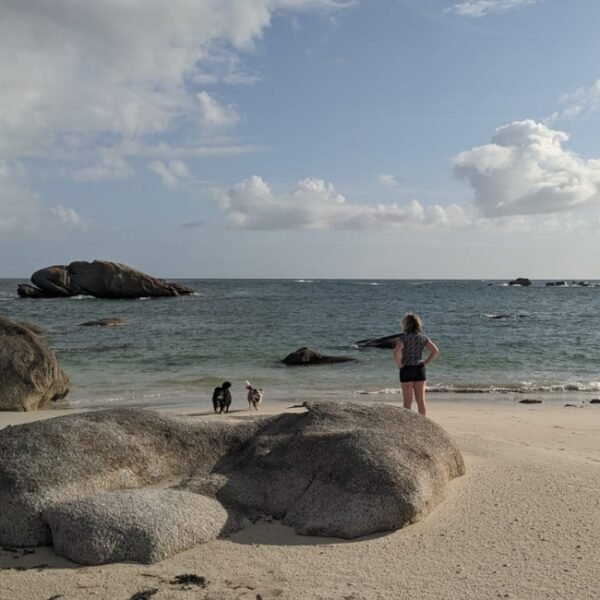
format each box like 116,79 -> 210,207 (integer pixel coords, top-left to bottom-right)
402,312 -> 423,334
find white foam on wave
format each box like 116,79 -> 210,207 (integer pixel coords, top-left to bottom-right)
428,381 -> 600,394
69,294 -> 96,300
356,388 -> 400,396
482,312 -> 529,320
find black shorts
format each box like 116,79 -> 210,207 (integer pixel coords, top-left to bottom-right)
399,364 -> 426,382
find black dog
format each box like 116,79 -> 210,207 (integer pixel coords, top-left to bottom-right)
212,381 -> 232,414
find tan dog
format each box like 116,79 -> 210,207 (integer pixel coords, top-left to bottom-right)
245,381 -> 263,410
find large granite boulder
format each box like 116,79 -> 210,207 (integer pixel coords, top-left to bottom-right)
17,260 -> 194,299
282,347 -> 357,365
44,489 -> 236,565
355,333 -> 402,349
0,317 -> 70,411
214,401 -> 465,538
0,408 -> 258,546
0,402 -> 465,563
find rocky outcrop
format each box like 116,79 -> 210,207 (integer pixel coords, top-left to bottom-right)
508,277 -> 532,286
0,402 -> 464,563
17,260 -> 194,299
282,347 -> 357,365
0,317 -> 70,411
79,318 -> 127,327
355,333 -> 402,349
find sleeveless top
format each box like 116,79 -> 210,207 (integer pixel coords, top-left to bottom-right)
400,333 -> 429,366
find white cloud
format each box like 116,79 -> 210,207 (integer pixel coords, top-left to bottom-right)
71,156 -> 134,183
88,140 -> 267,162
553,79 -> 600,121
0,161 -> 86,236
378,174 -> 402,188
0,0 -> 349,161
446,0 -> 538,17
50,205 -> 86,228
215,176 -> 469,230
197,92 -> 240,131
149,160 -> 190,188
453,120 -> 600,217
192,49 -> 261,86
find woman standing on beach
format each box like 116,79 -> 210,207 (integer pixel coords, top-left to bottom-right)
392,313 -> 439,417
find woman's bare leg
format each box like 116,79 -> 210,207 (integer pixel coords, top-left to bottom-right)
401,382 -> 414,410
414,381 -> 426,416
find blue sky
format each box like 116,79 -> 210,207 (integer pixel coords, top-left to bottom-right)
2,0 -> 600,278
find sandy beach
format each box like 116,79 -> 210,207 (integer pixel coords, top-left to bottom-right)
1,399 -> 599,600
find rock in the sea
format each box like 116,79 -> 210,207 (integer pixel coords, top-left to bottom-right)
44,489 -> 233,565
0,402 -> 465,561
508,277 -> 532,287
79,318 -> 127,327
0,317 -> 69,411
355,333 -> 402,349
545,281 -> 567,287
282,347 -> 357,365
17,260 -> 194,299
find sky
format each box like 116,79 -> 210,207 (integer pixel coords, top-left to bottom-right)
2,0 -> 600,278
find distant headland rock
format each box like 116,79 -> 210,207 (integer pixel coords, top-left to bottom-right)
0,317 -> 70,411
282,347 -> 357,366
17,260 -> 194,299
508,277 -> 532,287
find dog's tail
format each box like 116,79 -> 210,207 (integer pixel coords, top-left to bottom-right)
245,380 -> 252,389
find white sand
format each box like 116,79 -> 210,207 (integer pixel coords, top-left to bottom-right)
2,399 -> 600,600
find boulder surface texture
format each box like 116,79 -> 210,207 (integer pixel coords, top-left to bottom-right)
0,402 -> 465,563
0,408 -> 257,547
0,317 -> 70,411
44,489 -> 233,565
17,260 -> 193,299
282,347 -> 357,365
214,401 -> 465,537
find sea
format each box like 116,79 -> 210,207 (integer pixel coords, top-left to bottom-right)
2,278 -> 600,411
